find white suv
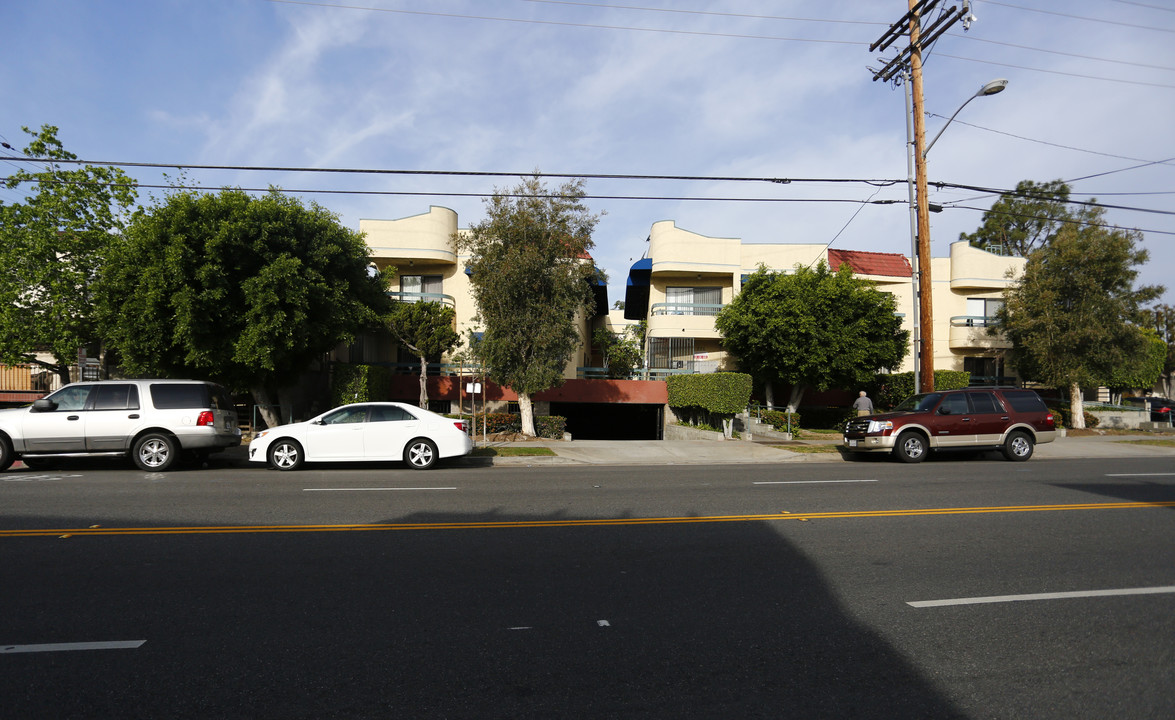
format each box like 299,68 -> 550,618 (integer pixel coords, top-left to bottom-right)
0,379 -> 241,472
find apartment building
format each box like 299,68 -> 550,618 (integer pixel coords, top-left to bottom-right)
623,220 -> 1025,385
344,208 -> 1023,437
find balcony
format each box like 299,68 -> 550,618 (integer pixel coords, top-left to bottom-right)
949,316 -> 1011,351
647,302 -> 724,339
387,291 -> 456,309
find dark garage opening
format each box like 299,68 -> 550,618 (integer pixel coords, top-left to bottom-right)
549,402 -> 662,440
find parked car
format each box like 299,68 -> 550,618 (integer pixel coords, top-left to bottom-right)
0,379 -> 240,472
842,387 -> 1057,463
248,402 -> 474,471
1122,396 -> 1174,423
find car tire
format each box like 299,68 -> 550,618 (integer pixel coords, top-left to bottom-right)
1002,430 -> 1034,462
0,435 -> 14,472
893,431 -> 927,463
133,433 -> 178,472
268,439 -> 304,471
404,438 -> 438,470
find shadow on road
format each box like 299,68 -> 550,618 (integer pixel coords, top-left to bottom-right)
0,507 -> 967,719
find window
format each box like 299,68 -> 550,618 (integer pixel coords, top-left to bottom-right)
1002,390 -> 1047,413
48,385 -> 92,411
401,274 -> 443,302
369,405 -> 415,422
322,406 -> 369,424
92,384 -> 139,411
665,286 -> 721,316
968,391 -> 1000,414
965,298 -> 1004,326
938,394 -> 970,415
150,384 -> 210,409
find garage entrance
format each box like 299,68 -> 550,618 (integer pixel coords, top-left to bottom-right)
549,402 -> 663,441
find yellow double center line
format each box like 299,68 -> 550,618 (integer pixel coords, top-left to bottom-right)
3,501 -> 1173,538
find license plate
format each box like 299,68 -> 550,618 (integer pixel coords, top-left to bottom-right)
848,440 -> 858,447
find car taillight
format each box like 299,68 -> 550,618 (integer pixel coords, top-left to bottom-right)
197,411 -> 215,427
453,420 -> 468,433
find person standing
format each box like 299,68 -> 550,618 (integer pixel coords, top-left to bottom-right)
852,391 -> 874,417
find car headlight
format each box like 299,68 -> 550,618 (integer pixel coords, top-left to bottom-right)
866,420 -> 893,433
254,430 -> 269,440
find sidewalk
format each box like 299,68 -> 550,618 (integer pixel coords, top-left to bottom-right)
468,432 -> 1175,467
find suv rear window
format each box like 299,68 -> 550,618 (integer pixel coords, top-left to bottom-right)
1001,389 -> 1047,412
150,383 -> 212,409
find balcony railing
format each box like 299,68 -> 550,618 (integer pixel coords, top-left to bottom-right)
650,302 -> 724,317
950,315 -> 998,327
387,291 -> 456,309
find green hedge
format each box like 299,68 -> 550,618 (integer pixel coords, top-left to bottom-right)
870,370 -> 971,410
469,413 -> 566,439
331,364 -> 393,406
759,409 -> 801,431
667,373 -> 753,414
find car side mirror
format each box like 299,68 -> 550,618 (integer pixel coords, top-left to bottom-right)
31,398 -> 57,412
938,407 -> 952,415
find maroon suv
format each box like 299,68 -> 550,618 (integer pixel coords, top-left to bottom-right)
842,388 -> 1057,463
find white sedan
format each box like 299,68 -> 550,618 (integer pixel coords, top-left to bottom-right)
249,402 -> 473,471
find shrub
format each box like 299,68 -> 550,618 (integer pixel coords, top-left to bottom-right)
1048,407 -> 1065,428
667,373 -> 753,415
759,409 -> 800,431
870,370 -> 970,410
473,413 -> 565,439
331,363 -> 392,406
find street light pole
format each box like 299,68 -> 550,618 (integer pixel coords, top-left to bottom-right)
910,76 -> 1008,394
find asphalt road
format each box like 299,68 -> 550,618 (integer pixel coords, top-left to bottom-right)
2,456 -> 1173,719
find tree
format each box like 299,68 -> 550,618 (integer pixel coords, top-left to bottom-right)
960,179 -> 1076,257
1153,305 -> 1175,398
715,262 -> 908,413
98,188 -> 389,426
0,125 -> 138,385
1104,331 -> 1166,404
996,216 -> 1163,427
385,299 -> 460,408
457,175 -> 600,437
592,326 -> 643,379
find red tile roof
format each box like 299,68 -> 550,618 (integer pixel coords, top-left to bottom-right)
828,249 -> 911,278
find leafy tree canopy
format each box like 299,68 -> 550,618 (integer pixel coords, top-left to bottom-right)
715,262 -> 908,410
1152,304 -> 1175,398
457,174 -> 600,436
99,187 -> 388,422
960,179 -> 1076,257
386,299 -> 460,408
996,212 -> 1164,425
0,125 -> 138,383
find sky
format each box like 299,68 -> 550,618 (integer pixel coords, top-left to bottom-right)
3,0 -> 1173,306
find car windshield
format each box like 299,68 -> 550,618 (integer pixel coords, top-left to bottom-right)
893,393 -> 941,412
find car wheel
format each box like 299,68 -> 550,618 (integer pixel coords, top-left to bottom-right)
268,439 -> 304,471
893,432 -> 927,463
0,435 -> 14,472
1002,430 -> 1034,461
404,438 -> 438,470
133,433 -> 178,472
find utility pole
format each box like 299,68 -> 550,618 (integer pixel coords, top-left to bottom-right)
870,0 -> 973,394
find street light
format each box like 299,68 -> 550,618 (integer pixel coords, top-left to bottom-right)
906,77 -> 1008,393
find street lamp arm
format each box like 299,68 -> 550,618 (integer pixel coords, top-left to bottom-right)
922,78 -> 1008,158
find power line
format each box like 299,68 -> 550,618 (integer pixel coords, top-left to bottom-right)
924,114 -> 1175,166
936,52 -> 1175,89
947,32 -> 1175,72
979,1 -> 1175,33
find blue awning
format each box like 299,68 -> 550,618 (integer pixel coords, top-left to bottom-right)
623,258 -> 651,320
